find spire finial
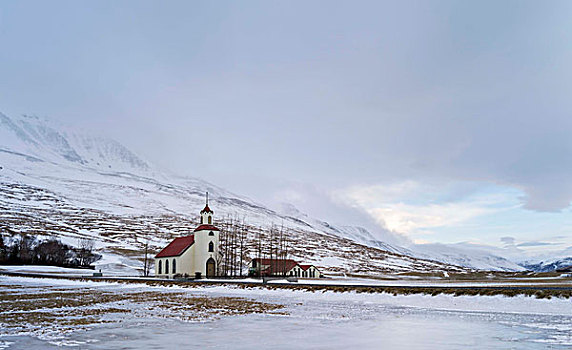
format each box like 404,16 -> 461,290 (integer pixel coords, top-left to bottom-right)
206,191 -> 209,206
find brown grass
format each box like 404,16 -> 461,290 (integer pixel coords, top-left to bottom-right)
0,280 -> 287,338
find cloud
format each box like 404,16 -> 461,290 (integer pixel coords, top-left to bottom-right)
3,0 -> 572,256
267,181 -> 410,246
334,180 -> 518,236
516,241 -> 559,247
500,236 -> 515,245
367,202 -> 493,234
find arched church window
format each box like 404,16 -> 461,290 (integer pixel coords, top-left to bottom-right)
158,260 -> 162,274
209,241 -> 214,252
172,259 -> 176,274
165,260 -> 169,274
208,216 -> 212,224
209,231 -> 214,236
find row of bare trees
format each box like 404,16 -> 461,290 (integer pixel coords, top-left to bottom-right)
216,217 -> 293,278
0,234 -> 100,268
217,215 -> 248,277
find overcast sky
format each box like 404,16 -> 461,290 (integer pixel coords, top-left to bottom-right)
2,1 -> 572,255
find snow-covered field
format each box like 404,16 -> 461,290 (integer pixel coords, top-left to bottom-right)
0,276 -> 570,349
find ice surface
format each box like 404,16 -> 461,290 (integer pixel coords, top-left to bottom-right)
0,276 -> 570,349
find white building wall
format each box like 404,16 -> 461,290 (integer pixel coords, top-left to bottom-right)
154,244 -> 196,279
192,229 -> 220,276
287,265 -> 321,278
178,245 -> 195,276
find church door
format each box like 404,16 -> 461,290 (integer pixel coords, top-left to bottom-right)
206,258 -> 216,278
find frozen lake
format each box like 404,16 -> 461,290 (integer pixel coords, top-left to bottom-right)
1,276 -> 570,349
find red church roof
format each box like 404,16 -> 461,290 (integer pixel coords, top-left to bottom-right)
155,235 -> 195,258
200,205 -> 213,214
194,224 -> 220,232
299,264 -> 312,271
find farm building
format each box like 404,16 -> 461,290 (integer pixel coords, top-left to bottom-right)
249,258 -> 322,278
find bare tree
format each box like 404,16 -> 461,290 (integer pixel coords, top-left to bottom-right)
238,218 -> 248,277
76,238 -> 96,267
279,222 -> 285,276
142,239 -> 151,277
268,224 -> 274,275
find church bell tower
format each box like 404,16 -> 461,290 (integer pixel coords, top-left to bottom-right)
200,192 -> 214,225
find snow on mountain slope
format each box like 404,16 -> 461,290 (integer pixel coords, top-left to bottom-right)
519,247 -> 572,272
277,203 -> 410,255
520,258 -> 572,272
0,114 -> 148,173
410,243 -> 526,272
276,199 -> 526,272
0,112 -> 511,274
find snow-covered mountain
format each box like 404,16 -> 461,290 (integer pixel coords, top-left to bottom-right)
0,114 -> 149,173
0,112 -> 527,274
518,246 -> 572,272
410,243 -> 526,272
520,257 -> 572,272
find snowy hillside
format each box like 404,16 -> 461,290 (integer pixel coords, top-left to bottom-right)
0,112 -> 518,274
410,243 -> 526,272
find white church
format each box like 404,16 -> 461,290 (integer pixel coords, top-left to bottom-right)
155,195 -> 220,278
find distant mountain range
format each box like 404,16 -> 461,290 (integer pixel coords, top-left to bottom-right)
520,257 -> 572,272
0,112 -> 565,274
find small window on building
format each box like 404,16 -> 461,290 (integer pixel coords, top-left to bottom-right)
172,259 -> 176,274
158,260 -> 162,274
165,260 -> 169,274
253,260 -> 257,268
208,241 -> 214,252
209,231 -> 214,236
200,216 -> 203,224
208,216 -> 212,224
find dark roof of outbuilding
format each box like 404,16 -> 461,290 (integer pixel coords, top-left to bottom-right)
253,258 -> 299,272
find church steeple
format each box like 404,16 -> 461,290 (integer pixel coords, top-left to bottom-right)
200,192 -> 213,224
